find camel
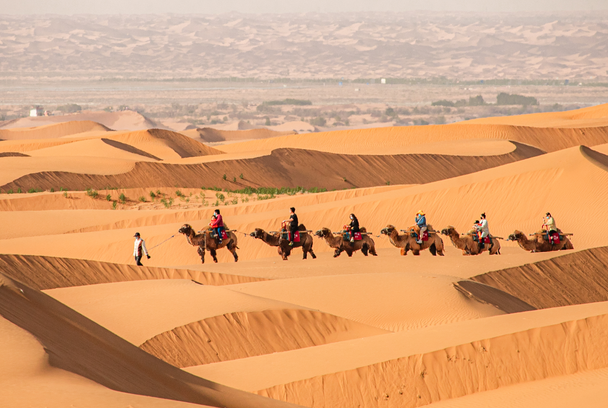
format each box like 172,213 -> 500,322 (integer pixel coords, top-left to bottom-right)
380,225 -> 445,256
314,227 -> 378,257
178,224 -> 238,263
440,226 -> 501,255
507,230 -> 574,252
249,225 -> 316,260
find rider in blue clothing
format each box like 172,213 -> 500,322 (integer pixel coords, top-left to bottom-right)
415,210 -> 427,244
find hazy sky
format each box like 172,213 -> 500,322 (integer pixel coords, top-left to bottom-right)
3,0 -> 608,14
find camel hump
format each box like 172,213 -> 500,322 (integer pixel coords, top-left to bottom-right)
298,224 -> 307,231
359,227 -> 367,233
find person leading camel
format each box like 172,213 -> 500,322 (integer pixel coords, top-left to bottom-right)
282,207 -> 299,246
476,213 -> 490,249
347,213 -> 360,243
209,209 -> 224,244
133,232 -> 150,266
414,210 -> 427,244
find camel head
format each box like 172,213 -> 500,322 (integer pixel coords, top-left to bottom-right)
441,226 -> 456,236
380,225 -> 396,235
178,224 -> 193,235
315,228 -> 332,238
507,230 -> 524,241
250,228 -> 265,239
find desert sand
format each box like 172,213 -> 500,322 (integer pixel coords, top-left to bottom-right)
2,104 -> 608,407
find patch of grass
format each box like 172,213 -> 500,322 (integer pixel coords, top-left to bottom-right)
239,173 -> 244,179
138,196 -> 146,202
86,188 -> 99,199
386,181 -> 391,185
149,191 -> 156,199
17,188 -> 22,194
106,194 -> 112,201
160,197 -> 173,208
175,190 -> 183,197
59,187 -> 66,192
7,189 -> 13,194
216,192 -> 225,202
222,174 -> 227,181
63,192 -> 68,198
112,201 -> 117,210
119,193 -> 126,204
50,188 -> 55,192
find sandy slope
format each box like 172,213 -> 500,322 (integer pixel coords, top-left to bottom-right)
2,144 -> 608,265
0,317 -> 208,408
0,141 -> 542,192
184,127 -> 297,143
0,120 -> 111,140
187,301 -> 608,407
0,274 -> 301,408
424,367 -> 608,408
218,113 -> 608,155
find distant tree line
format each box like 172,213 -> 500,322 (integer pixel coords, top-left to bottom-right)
432,93 -> 538,107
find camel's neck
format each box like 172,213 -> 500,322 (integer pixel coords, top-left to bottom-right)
449,230 -> 466,246
263,232 -> 280,245
323,233 -> 340,246
517,235 -> 536,250
389,230 -> 403,245
186,230 -> 196,246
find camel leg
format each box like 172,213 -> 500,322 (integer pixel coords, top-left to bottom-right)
361,243 -> 369,256
210,249 -> 218,263
333,248 -> 342,258
370,245 -> 378,256
429,243 -> 437,256
227,242 -> 238,262
310,249 -> 317,259
197,246 -> 205,264
412,249 -> 421,256
345,249 -> 353,257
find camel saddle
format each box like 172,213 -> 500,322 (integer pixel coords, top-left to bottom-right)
282,230 -> 301,242
473,234 -> 492,244
343,231 -> 362,241
410,229 -> 429,242
543,232 -> 561,244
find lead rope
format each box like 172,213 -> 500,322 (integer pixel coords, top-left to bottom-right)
149,234 -> 176,251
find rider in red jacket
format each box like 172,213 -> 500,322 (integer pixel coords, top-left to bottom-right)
209,209 -> 224,243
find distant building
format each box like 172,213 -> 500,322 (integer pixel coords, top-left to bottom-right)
380,78 -> 386,84
30,106 -> 44,117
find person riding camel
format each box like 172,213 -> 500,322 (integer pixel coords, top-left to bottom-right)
209,209 -> 224,244
476,213 -> 490,249
282,207 -> 299,246
543,212 -> 557,243
415,210 -> 427,244
468,220 -> 480,235
346,213 -> 360,243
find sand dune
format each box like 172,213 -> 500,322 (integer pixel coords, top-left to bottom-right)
0,120 -> 111,140
188,302 -> 608,406
0,274 -> 301,408
424,367 -> 608,408
0,254 -> 264,290
186,127 -> 297,143
0,141 -> 542,192
1,110 -> 162,131
469,246 -> 608,309
140,309 -> 388,367
218,112 -> 608,155
46,279 -> 305,345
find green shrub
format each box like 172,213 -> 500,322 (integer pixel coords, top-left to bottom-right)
119,193 -> 126,203
216,193 -> 225,202
17,188 -> 22,193
175,190 -> 183,197
50,188 -> 55,192
239,173 -> 244,179
149,191 -> 156,199
106,194 -> 112,201
112,201 -> 117,210
7,189 -> 13,194
138,196 -> 146,202
63,192 -> 68,198
28,188 -> 36,193
222,174 -> 227,181
86,188 -> 99,199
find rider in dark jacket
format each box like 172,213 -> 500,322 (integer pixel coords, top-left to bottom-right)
348,213 -> 360,242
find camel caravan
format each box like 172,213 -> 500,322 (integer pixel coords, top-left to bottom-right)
175,208 -> 573,263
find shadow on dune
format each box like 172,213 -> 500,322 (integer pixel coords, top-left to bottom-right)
0,272 -> 303,408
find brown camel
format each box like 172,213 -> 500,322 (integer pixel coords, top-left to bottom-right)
178,224 -> 238,263
440,226 -> 501,255
380,225 -> 445,256
314,227 -> 378,257
249,226 -> 316,260
507,230 -> 574,252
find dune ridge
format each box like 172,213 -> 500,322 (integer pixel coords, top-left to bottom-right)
0,273 -> 302,408
140,309 -> 389,367
468,246 -> 608,309
0,120 -> 112,140
0,142 -> 542,191
0,254 -> 266,290
255,311 -> 608,408
190,127 -> 297,143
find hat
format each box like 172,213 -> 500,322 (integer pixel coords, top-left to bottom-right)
417,210 -> 425,215
133,232 -> 140,237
